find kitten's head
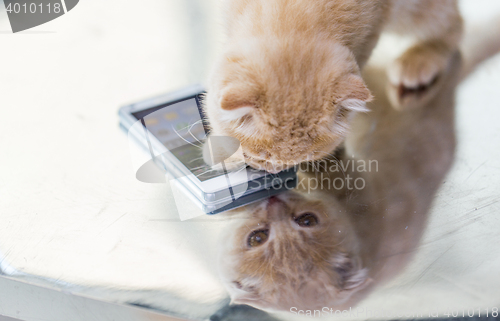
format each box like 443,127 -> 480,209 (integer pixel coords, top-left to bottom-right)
206,37 -> 372,173
217,191 -> 369,312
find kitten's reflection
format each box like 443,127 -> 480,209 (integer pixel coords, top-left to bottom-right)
216,53 -> 461,313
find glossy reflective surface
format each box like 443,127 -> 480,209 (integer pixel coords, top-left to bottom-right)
1,1 -> 500,320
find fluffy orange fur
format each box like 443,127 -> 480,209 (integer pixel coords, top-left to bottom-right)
217,184 -> 370,311
216,51 -> 463,312
204,0 -> 462,172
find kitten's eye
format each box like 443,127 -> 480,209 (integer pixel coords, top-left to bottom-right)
294,213 -> 319,227
247,229 -> 269,247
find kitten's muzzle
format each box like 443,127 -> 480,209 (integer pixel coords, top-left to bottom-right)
266,196 -> 287,219
267,196 -> 283,207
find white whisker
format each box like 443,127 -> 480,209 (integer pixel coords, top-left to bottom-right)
171,125 -> 203,149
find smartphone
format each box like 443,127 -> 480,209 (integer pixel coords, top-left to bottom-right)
119,85 -> 297,213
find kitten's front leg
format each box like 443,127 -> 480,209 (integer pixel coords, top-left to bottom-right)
387,40 -> 454,109
386,0 -> 463,109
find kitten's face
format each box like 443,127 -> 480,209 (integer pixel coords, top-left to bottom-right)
206,38 -> 371,173
217,191 -> 369,312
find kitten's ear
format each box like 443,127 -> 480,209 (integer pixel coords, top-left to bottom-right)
342,74 -> 373,103
340,266 -> 370,291
220,86 -> 258,110
333,254 -> 371,292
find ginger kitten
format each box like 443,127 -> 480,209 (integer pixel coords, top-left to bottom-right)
215,50 -> 463,312
204,0 -> 462,172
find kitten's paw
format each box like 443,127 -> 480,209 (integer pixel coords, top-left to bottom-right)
387,42 -> 451,109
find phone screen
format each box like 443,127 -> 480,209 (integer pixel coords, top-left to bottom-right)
131,96 -> 244,181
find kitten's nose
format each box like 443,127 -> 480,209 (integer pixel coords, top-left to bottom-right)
267,196 -> 281,206
266,196 -> 287,220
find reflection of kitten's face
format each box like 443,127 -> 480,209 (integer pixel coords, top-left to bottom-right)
205,38 -> 372,173
217,191 -> 369,312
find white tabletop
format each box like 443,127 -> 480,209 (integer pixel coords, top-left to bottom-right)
1,1 -> 500,320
